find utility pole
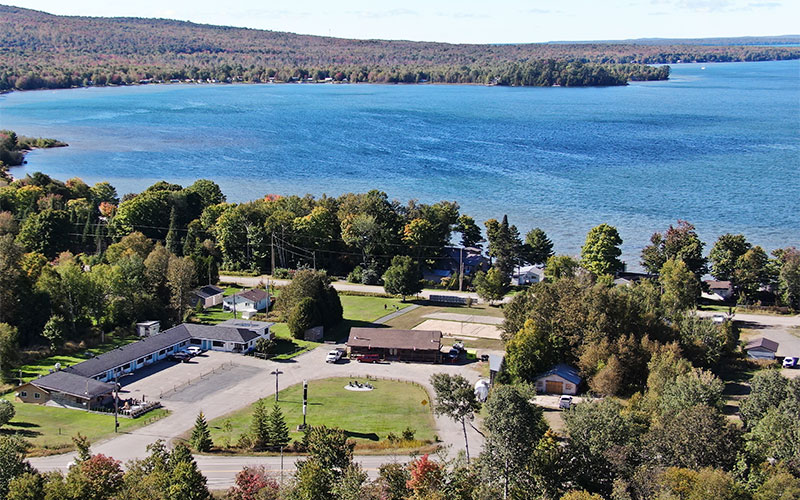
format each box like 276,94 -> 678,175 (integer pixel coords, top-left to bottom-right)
271,233 -> 276,275
113,371 -> 119,432
459,247 -> 464,292
270,368 -> 283,402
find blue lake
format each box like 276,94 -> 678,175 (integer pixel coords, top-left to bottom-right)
1,60 -> 798,267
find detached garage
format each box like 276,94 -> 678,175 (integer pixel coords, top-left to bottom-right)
534,364 -> 582,395
745,337 -> 779,360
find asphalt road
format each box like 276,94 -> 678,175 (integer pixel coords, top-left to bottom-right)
219,274 -> 510,303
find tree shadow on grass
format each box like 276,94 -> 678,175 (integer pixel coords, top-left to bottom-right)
1,423 -> 42,438
344,430 -> 380,441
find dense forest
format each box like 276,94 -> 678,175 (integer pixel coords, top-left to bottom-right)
1,6 -> 797,91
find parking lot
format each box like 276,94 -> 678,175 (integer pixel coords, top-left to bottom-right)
119,350 -> 261,402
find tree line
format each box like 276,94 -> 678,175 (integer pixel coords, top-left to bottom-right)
1,5 -> 798,91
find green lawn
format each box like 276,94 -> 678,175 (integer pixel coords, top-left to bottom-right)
1,394 -> 169,456
207,377 -> 435,451
16,336 -> 139,384
338,295 -> 410,322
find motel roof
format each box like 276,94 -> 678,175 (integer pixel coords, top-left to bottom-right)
29,370 -> 115,399
347,328 -> 442,351
67,327 -> 192,378
178,323 -> 262,344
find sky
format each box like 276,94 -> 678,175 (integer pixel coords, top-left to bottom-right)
5,0 -> 798,44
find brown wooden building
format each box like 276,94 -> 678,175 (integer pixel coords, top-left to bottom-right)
347,328 -> 442,363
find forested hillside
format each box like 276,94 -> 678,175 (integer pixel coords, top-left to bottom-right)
1,5 -> 797,90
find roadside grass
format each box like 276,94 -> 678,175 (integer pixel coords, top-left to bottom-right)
15,336 -> 139,384
0,393 -> 169,456
699,303 -> 793,316
205,377 -> 436,453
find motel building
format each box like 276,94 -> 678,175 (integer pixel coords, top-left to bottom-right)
16,320 -> 273,409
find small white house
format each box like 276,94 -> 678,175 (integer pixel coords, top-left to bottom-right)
223,289 -> 269,319
745,337 -> 779,360
534,364 -> 582,395
185,321 -> 273,354
512,265 -> 545,286
703,280 -> 735,302
190,285 -> 224,309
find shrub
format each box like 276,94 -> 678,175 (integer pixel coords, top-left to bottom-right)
272,268 -> 293,279
288,297 -> 321,339
347,266 -> 363,283
361,267 -> 380,285
0,399 -> 15,427
401,427 -> 416,441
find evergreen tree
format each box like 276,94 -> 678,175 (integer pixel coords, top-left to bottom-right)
268,404 -> 290,450
190,411 -> 213,452
522,228 -> 554,266
82,212 -> 93,250
165,206 -> 180,255
485,215 -> 522,279
250,400 -> 270,451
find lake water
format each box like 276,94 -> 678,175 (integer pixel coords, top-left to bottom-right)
1,60 -> 798,267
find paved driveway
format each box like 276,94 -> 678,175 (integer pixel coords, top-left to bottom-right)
29,345 -> 487,486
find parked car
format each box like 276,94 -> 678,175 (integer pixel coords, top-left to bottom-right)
186,346 -> 203,356
783,357 -> 798,368
168,352 -> 190,362
326,349 -> 344,363
446,348 -> 461,362
356,354 -> 380,363
559,395 -> 573,410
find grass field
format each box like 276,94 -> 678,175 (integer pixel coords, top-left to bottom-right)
16,335 -> 139,384
207,377 -> 436,451
1,393 -> 169,456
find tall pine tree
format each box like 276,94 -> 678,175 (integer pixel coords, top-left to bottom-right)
250,400 -> 270,451
190,411 -> 213,452
268,403 -> 290,450
165,206 -> 180,255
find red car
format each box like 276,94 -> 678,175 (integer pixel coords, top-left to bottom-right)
356,354 -> 381,363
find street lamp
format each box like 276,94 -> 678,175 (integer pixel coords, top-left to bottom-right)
270,369 -> 283,402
